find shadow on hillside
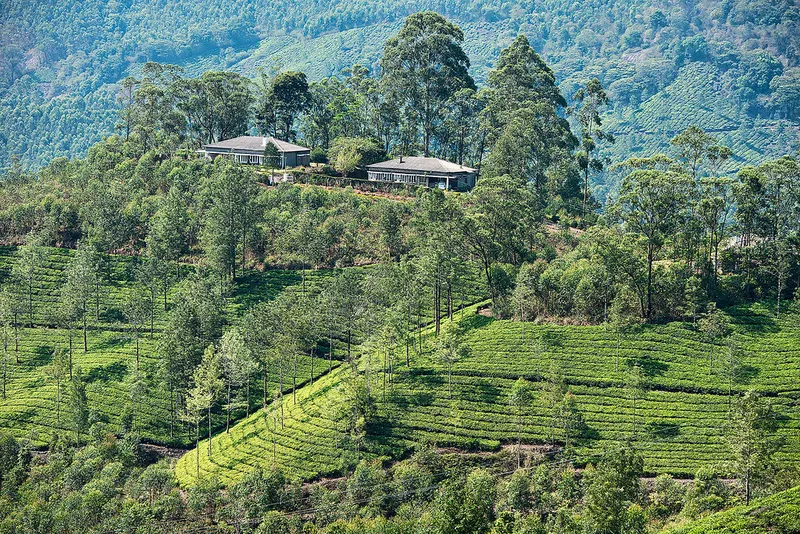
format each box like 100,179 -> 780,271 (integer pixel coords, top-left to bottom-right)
467,378 -> 502,403
102,306 -> 125,323
735,364 -> 760,385
626,355 -> 669,377
459,314 -> 494,331
31,344 -> 55,367
232,270 -> 300,309
93,334 -> 129,352
86,361 -> 128,383
647,420 -> 680,440
406,367 -> 445,389
390,389 -> 435,408
725,305 -> 780,333
540,330 -> 562,349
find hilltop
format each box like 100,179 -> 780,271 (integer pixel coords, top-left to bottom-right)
1,0 -> 798,173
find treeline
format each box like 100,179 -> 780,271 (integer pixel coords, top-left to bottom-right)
0,411 -> 790,534
111,12 -> 598,209
3,0 -> 799,169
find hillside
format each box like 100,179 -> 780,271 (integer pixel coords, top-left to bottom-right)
661,484 -> 800,533
176,301 -> 800,486
0,245 -> 348,446
2,1 -> 799,172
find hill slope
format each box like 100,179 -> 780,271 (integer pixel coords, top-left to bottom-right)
0,246 -> 342,446
1,1 -> 798,171
176,302 -> 800,486
661,485 -> 800,534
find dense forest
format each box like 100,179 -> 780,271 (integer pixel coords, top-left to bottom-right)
0,8 -> 799,534
1,0 -> 799,174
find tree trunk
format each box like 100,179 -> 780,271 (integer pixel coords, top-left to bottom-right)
646,247 -> 654,319
83,306 -> 87,354
292,352 -> 297,404
226,381 -> 231,433
207,404 -> 212,457
195,420 -> 200,479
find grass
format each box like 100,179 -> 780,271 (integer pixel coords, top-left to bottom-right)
661,484 -> 800,533
177,301 -> 800,486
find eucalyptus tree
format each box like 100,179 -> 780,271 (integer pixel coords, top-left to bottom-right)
218,328 -> 254,432
271,71 -> 311,141
12,232 -> 45,327
698,302 -> 730,374
571,78 -> 614,219
508,377 -> 533,468
380,12 -> 475,156
481,35 -> 576,193
189,345 -> 224,458
0,291 -> 10,400
461,175 -> 539,311
670,126 -> 731,181
611,169 -> 692,318
176,70 -> 251,146
625,364 -> 648,439
726,390 -> 782,505
433,322 -> 469,399
202,159 -> 260,280
62,243 -> 100,356
123,288 -> 150,371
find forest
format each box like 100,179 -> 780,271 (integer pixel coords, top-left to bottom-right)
0,9 -> 799,534
1,0 -> 799,171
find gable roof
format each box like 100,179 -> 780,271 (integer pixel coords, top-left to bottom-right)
366,156 -> 476,174
204,136 -> 310,153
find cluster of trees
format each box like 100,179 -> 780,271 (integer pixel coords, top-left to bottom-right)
511,136 -> 800,324
0,389 -> 787,534
4,0 -> 799,170
110,11 -> 604,213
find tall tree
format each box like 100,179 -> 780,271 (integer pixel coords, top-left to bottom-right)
508,377 -> 533,468
571,78 -> 614,219
62,243 -> 99,358
612,169 -> 691,318
698,302 -> 730,374
625,363 -> 647,439
189,345 -> 223,459
218,328 -> 253,433
12,232 -> 45,327
177,70 -> 252,146
433,322 -> 469,399
270,71 -> 311,141
202,160 -> 260,280
67,368 -> 89,446
381,12 -> 475,156
726,390 -> 782,505
670,126 -> 731,181
462,175 -> 538,310
123,288 -> 149,371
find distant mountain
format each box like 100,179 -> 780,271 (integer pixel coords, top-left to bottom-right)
1,0 -> 798,173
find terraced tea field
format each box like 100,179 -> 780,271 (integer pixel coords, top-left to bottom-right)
0,246 -> 488,448
661,484 -> 800,533
178,302 -> 800,485
0,247 -> 351,446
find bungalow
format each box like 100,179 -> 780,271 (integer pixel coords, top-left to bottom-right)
366,156 -> 477,190
203,136 -> 311,168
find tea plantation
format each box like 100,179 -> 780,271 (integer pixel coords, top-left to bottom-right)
661,484 -> 800,533
0,246 -> 346,446
177,301 -> 800,485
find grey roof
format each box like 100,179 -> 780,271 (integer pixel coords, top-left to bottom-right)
366,156 -> 477,174
204,136 -> 310,153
